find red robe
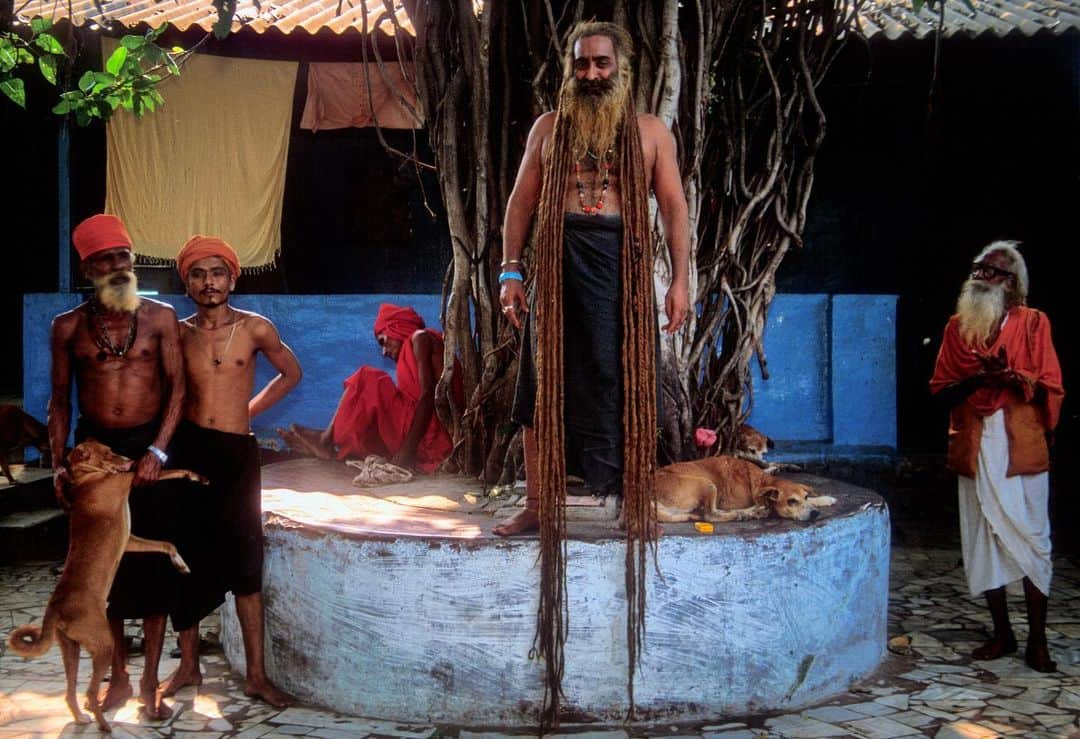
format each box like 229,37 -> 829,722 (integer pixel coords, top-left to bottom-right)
331,326 -> 453,474
930,306 -> 1064,477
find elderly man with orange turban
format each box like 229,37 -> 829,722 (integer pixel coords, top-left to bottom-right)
47,213 -> 186,720
279,303 -> 457,473
157,235 -> 301,708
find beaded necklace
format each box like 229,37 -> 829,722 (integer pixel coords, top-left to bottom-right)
88,298 -> 138,360
575,148 -> 613,215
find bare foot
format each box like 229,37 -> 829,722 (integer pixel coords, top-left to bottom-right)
94,675 -> 133,711
972,632 -> 1017,660
288,424 -> 334,460
493,508 -> 539,536
159,663 -> 203,698
1024,641 -> 1058,673
138,678 -> 174,721
244,676 -> 292,708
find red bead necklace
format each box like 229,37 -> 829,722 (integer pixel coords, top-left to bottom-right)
575,149 -> 612,215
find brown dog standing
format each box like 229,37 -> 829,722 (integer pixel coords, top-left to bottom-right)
654,455 -> 836,524
6,441 -> 205,732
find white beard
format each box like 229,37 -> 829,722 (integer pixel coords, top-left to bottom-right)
956,278 -> 1005,347
93,271 -> 141,313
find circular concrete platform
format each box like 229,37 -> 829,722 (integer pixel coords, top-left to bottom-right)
221,460 -> 890,725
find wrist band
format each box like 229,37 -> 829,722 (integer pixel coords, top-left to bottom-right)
499,270 -> 524,284
148,445 -> 168,464
501,258 -> 522,268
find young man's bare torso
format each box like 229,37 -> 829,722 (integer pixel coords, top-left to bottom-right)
179,309 -> 293,433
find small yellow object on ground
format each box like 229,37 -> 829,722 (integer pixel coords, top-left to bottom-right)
694,522 -> 714,534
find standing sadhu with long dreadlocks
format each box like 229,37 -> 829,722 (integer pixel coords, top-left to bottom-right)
494,21 -> 690,723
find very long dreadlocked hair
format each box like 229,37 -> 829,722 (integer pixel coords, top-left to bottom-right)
531,94 -> 658,726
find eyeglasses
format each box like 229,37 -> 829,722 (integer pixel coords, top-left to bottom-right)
970,262 -> 1014,281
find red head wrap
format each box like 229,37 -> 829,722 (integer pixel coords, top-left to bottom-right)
72,214 -> 133,261
374,304 -> 425,343
176,235 -> 241,282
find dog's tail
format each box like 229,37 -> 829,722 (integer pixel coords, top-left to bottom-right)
6,608 -> 56,658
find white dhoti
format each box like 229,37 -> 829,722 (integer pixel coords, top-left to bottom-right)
958,409 -> 1052,597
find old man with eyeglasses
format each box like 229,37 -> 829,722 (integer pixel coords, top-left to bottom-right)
930,241 -> 1064,673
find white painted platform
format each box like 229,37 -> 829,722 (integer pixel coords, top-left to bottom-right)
221,459 -> 890,725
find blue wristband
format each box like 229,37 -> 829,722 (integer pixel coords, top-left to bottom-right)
499,270 -> 524,284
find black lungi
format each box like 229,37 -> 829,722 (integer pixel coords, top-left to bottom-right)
512,213 -> 625,496
74,417 -> 182,619
169,420 -> 264,632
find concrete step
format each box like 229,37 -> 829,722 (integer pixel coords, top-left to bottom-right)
0,465 -> 57,520
0,506 -> 68,563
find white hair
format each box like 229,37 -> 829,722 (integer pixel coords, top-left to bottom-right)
974,240 -> 1028,304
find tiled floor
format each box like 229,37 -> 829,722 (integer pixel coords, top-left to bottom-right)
1,548 -> 1078,738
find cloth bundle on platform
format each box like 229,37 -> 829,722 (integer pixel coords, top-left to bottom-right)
104,42 -> 297,270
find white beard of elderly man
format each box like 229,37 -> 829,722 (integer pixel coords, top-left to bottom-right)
930,241 -> 1064,673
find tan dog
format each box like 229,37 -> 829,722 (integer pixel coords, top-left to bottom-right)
6,440 -> 206,731
654,455 -> 836,523
0,404 -> 51,484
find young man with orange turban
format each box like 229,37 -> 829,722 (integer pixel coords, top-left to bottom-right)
278,303 -> 455,472
48,213 -> 186,719
930,241 -> 1064,673
158,235 -> 301,707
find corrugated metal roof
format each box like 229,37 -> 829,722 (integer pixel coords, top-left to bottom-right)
859,0 -> 1080,39
14,0 -> 415,36
13,0 -> 1080,39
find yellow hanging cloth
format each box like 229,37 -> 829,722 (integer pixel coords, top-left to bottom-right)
104,41 -> 298,270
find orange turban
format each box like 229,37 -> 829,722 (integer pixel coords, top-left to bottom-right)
373,304 -> 425,343
72,214 -> 133,261
176,235 -> 241,281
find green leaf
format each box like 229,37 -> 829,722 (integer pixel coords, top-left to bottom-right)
105,45 -> 128,75
78,70 -> 96,92
30,17 -> 53,34
52,98 -> 71,114
17,48 -> 34,65
164,53 -> 180,77
141,93 -> 156,112
149,89 -> 164,106
120,35 -> 147,51
35,33 -> 65,55
0,45 -> 15,73
75,108 -> 90,126
92,71 -> 115,93
141,44 -> 164,65
0,77 -> 26,108
38,54 -> 58,84
148,25 -> 167,41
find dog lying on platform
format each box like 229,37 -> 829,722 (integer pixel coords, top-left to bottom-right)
0,404 -> 51,485
6,440 -> 206,731
653,455 -> 836,523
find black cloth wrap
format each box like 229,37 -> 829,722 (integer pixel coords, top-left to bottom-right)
74,416 -> 182,619
512,213 -> 626,496
169,420 -> 264,632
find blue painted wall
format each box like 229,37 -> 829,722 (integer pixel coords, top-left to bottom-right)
24,293 -> 896,452
23,294 -> 442,447
746,294 -> 898,452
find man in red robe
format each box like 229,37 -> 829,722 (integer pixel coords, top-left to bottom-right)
280,304 -> 452,472
930,241 -> 1064,673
